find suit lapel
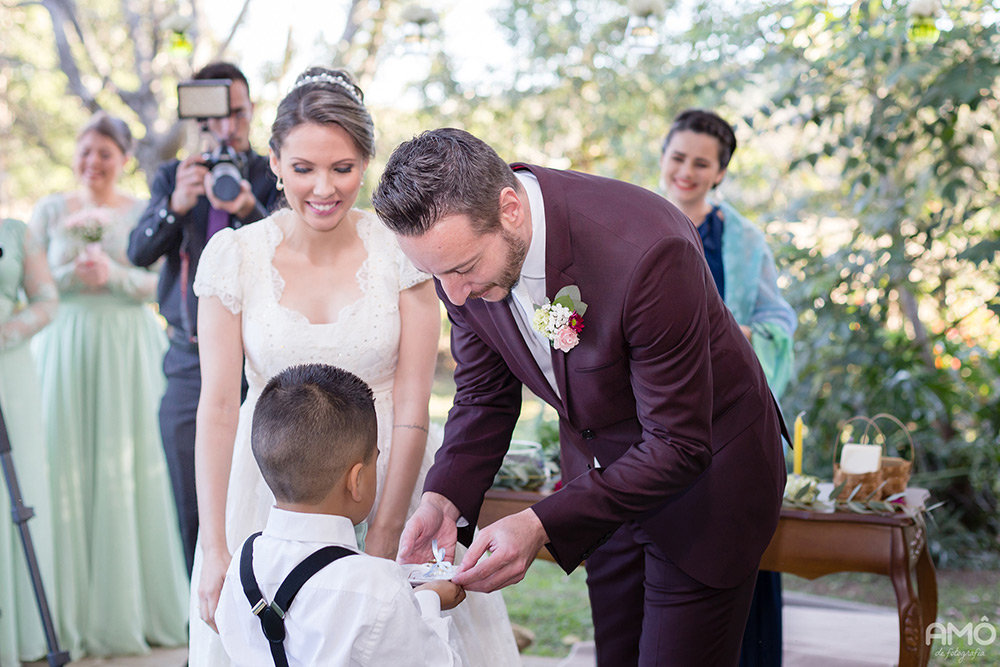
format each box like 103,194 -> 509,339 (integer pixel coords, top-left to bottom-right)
513,164 -> 577,415
486,299 -> 563,409
546,265 -> 576,410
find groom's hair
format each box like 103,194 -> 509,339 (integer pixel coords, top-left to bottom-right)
373,127 -> 519,237
251,363 -> 377,504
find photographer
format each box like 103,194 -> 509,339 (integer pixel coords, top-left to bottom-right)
128,62 -> 279,576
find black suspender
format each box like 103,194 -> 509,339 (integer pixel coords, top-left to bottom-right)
239,532 -> 356,667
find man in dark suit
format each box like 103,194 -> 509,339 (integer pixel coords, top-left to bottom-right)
128,62 -> 279,574
373,128 -> 787,665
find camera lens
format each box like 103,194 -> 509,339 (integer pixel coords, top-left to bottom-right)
211,163 -> 243,201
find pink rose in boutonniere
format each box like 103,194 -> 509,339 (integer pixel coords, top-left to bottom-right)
531,285 -> 588,353
554,327 -> 579,352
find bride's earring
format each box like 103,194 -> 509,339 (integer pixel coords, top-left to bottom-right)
276,177 -> 284,191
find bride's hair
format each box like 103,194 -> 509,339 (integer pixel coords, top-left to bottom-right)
269,66 -> 375,161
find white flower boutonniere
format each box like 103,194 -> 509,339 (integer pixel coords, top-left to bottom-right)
532,285 -> 587,352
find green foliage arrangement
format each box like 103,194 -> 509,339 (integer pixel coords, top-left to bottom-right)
758,0 -> 1000,567
492,407 -> 562,490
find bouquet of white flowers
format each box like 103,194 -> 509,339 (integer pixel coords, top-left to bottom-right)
64,207 -> 114,246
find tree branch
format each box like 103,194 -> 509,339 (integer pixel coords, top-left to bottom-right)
214,0 -> 252,60
337,0 -> 367,49
121,0 -> 149,88
59,0 -> 116,96
40,0 -> 98,110
355,0 -> 390,88
279,24 -> 295,80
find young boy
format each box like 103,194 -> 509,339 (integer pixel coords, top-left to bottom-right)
215,363 -> 466,666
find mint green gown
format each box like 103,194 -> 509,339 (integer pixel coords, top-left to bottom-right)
0,218 -> 59,664
29,194 -> 188,657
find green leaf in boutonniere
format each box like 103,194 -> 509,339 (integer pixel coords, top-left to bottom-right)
552,285 -> 588,316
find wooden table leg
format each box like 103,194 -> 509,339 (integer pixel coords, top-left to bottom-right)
915,530 -> 938,665
890,525 -> 925,667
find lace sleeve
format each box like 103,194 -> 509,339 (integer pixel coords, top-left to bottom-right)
396,242 -> 430,291
0,226 -> 59,350
28,194 -> 81,292
104,200 -> 160,302
193,228 -> 243,314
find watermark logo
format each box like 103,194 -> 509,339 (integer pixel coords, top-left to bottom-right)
928,616 -> 996,662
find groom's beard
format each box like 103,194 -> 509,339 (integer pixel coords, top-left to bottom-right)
470,228 -> 528,301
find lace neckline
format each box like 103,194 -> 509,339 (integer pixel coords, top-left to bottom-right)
264,210 -> 374,327
59,191 -> 140,219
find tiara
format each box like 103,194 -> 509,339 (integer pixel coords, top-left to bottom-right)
292,72 -> 364,105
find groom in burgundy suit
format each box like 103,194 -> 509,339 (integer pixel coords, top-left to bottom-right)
373,128 -> 787,665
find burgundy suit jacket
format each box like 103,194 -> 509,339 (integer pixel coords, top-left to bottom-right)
423,165 -> 786,588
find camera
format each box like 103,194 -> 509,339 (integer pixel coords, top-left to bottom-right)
200,142 -> 245,202
177,79 -> 246,202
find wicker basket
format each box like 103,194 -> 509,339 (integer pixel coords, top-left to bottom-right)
832,414 -> 914,501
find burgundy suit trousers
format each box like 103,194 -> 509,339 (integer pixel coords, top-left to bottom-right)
586,522 -> 758,666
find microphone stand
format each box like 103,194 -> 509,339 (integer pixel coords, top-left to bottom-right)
0,400 -> 70,666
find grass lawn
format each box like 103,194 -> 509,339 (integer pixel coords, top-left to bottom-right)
504,565 -> 1000,661
502,560 -> 594,657
785,569 -> 1000,666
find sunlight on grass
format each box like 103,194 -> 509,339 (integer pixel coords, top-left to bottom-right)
502,560 -> 594,657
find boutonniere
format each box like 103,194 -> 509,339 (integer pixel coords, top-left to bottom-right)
531,285 -> 587,352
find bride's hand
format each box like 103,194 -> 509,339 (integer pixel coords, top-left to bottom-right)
364,523 -> 402,560
198,546 -> 232,633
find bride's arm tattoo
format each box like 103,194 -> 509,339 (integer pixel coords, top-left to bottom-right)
393,423 -> 429,434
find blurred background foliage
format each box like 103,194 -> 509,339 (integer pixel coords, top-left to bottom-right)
2,0 -> 997,566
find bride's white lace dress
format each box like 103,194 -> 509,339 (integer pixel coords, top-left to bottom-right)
188,209 -> 520,666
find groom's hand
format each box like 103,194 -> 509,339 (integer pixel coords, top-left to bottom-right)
397,492 -> 460,565
452,509 -> 548,593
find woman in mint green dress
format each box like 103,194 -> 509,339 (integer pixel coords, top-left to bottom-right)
0,217 -> 59,664
29,112 -> 189,657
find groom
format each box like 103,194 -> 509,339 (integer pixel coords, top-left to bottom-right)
373,128 -> 786,665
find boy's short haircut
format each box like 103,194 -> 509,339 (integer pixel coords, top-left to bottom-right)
251,364 -> 377,504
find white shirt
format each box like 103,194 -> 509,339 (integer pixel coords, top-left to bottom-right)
216,507 -> 464,667
510,171 -> 561,400
510,173 -> 600,468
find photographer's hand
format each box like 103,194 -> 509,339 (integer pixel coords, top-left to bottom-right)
204,177 -> 258,220
170,155 -> 209,216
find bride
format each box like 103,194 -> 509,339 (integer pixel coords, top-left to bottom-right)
188,66 -> 520,665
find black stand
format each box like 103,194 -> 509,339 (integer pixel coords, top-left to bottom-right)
0,401 -> 70,666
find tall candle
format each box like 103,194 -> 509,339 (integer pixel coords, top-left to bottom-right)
793,413 -> 804,475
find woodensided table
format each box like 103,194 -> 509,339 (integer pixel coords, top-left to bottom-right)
761,506 -> 937,667
480,489 -> 937,666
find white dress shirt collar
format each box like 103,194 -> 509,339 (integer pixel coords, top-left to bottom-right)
516,171 -> 547,287
510,171 -> 560,400
262,507 -> 360,550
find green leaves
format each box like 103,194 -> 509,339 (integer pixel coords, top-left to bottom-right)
552,285 -> 587,316
772,0 -> 1000,566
